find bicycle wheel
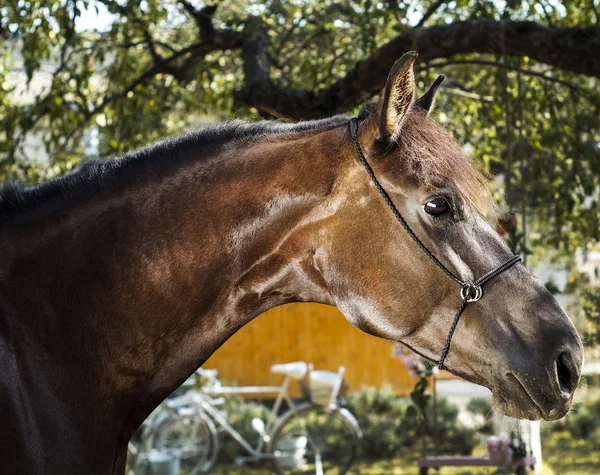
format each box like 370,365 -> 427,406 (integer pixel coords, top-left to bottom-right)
152,412 -> 219,475
267,403 -> 361,475
128,409 -> 172,472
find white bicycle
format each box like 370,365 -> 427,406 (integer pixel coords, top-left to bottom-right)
129,362 -> 362,474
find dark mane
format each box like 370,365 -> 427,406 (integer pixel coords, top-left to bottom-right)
0,115 -> 349,221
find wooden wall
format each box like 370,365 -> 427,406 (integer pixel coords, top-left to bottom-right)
204,303 -> 420,397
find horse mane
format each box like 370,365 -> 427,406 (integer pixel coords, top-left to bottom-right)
0,115 -> 350,221
0,109 -> 492,222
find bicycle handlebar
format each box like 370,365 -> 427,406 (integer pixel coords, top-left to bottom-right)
166,390 -> 202,409
166,389 -> 225,410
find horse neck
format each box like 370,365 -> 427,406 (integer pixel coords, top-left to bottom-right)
1,123 -> 350,456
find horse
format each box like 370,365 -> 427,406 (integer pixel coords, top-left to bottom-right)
0,52 -> 582,474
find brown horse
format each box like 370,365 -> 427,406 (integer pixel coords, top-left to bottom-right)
0,52 -> 582,474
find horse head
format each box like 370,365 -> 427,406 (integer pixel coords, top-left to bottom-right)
314,52 -> 583,421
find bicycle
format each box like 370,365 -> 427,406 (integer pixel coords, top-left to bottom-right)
129,362 -> 362,475
127,369 -> 222,474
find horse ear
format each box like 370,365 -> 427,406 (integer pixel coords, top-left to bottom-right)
377,51 -> 418,142
414,75 -> 445,114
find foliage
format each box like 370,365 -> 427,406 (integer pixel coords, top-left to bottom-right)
582,372 -> 600,388
214,387 -> 477,463
466,397 -> 493,418
216,396 -> 270,464
466,397 -> 494,434
344,386 -> 478,459
215,395 -> 600,473
580,286 -> 600,347
344,386 -> 411,458
542,431 -> 600,475
542,396 -> 600,475
565,270 -> 600,347
1,0 -> 599,255
212,455 -> 598,475
510,432 -> 528,475
547,397 -> 600,440
407,360 -> 433,425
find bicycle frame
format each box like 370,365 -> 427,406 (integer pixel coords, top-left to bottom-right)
201,374 -> 300,458
129,365 -> 353,474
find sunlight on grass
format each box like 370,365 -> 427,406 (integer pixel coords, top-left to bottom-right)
210,455 -> 597,475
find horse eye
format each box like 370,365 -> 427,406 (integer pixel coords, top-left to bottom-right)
424,196 -> 451,216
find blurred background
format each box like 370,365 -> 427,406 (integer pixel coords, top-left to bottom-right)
1,1 -> 599,474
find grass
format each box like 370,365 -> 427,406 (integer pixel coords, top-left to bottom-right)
210,461 -> 499,474
211,459 -> 548,475
540,431 -> 600,475
207,416 -> 600,475
158,391 -> 600,475
210,450 -> 599,475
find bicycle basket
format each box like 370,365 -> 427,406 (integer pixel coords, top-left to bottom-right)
309,370 -> 342,406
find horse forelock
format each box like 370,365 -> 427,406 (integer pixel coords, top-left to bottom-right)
395,108 -> 494,213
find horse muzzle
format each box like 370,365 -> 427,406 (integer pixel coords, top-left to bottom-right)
496,341 -> 583,421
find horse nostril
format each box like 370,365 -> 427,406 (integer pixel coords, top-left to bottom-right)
556,352 -> 578,396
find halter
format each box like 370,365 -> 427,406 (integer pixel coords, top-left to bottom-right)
349,118 -> 521,370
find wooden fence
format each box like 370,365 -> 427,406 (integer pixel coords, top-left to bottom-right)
204,302 -> 424,397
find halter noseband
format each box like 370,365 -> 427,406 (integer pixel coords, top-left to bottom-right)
349,118 -> 521,370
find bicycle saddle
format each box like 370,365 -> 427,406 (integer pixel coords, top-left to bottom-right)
270,361 -> 308,379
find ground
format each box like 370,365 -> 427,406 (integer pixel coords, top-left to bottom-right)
212,455 -> 597,474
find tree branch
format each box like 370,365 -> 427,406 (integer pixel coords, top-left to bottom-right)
91,37 -> 238,117
97,0 -> 166,64
415,0 -> 447,28
592,0 -> 600,24
422,59 -> 584,94
444,86 -> 493,102
177,1 -> 217,41
234,19 -> 600,119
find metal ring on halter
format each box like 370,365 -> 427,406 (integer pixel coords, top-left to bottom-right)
461,284 -> 483,302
